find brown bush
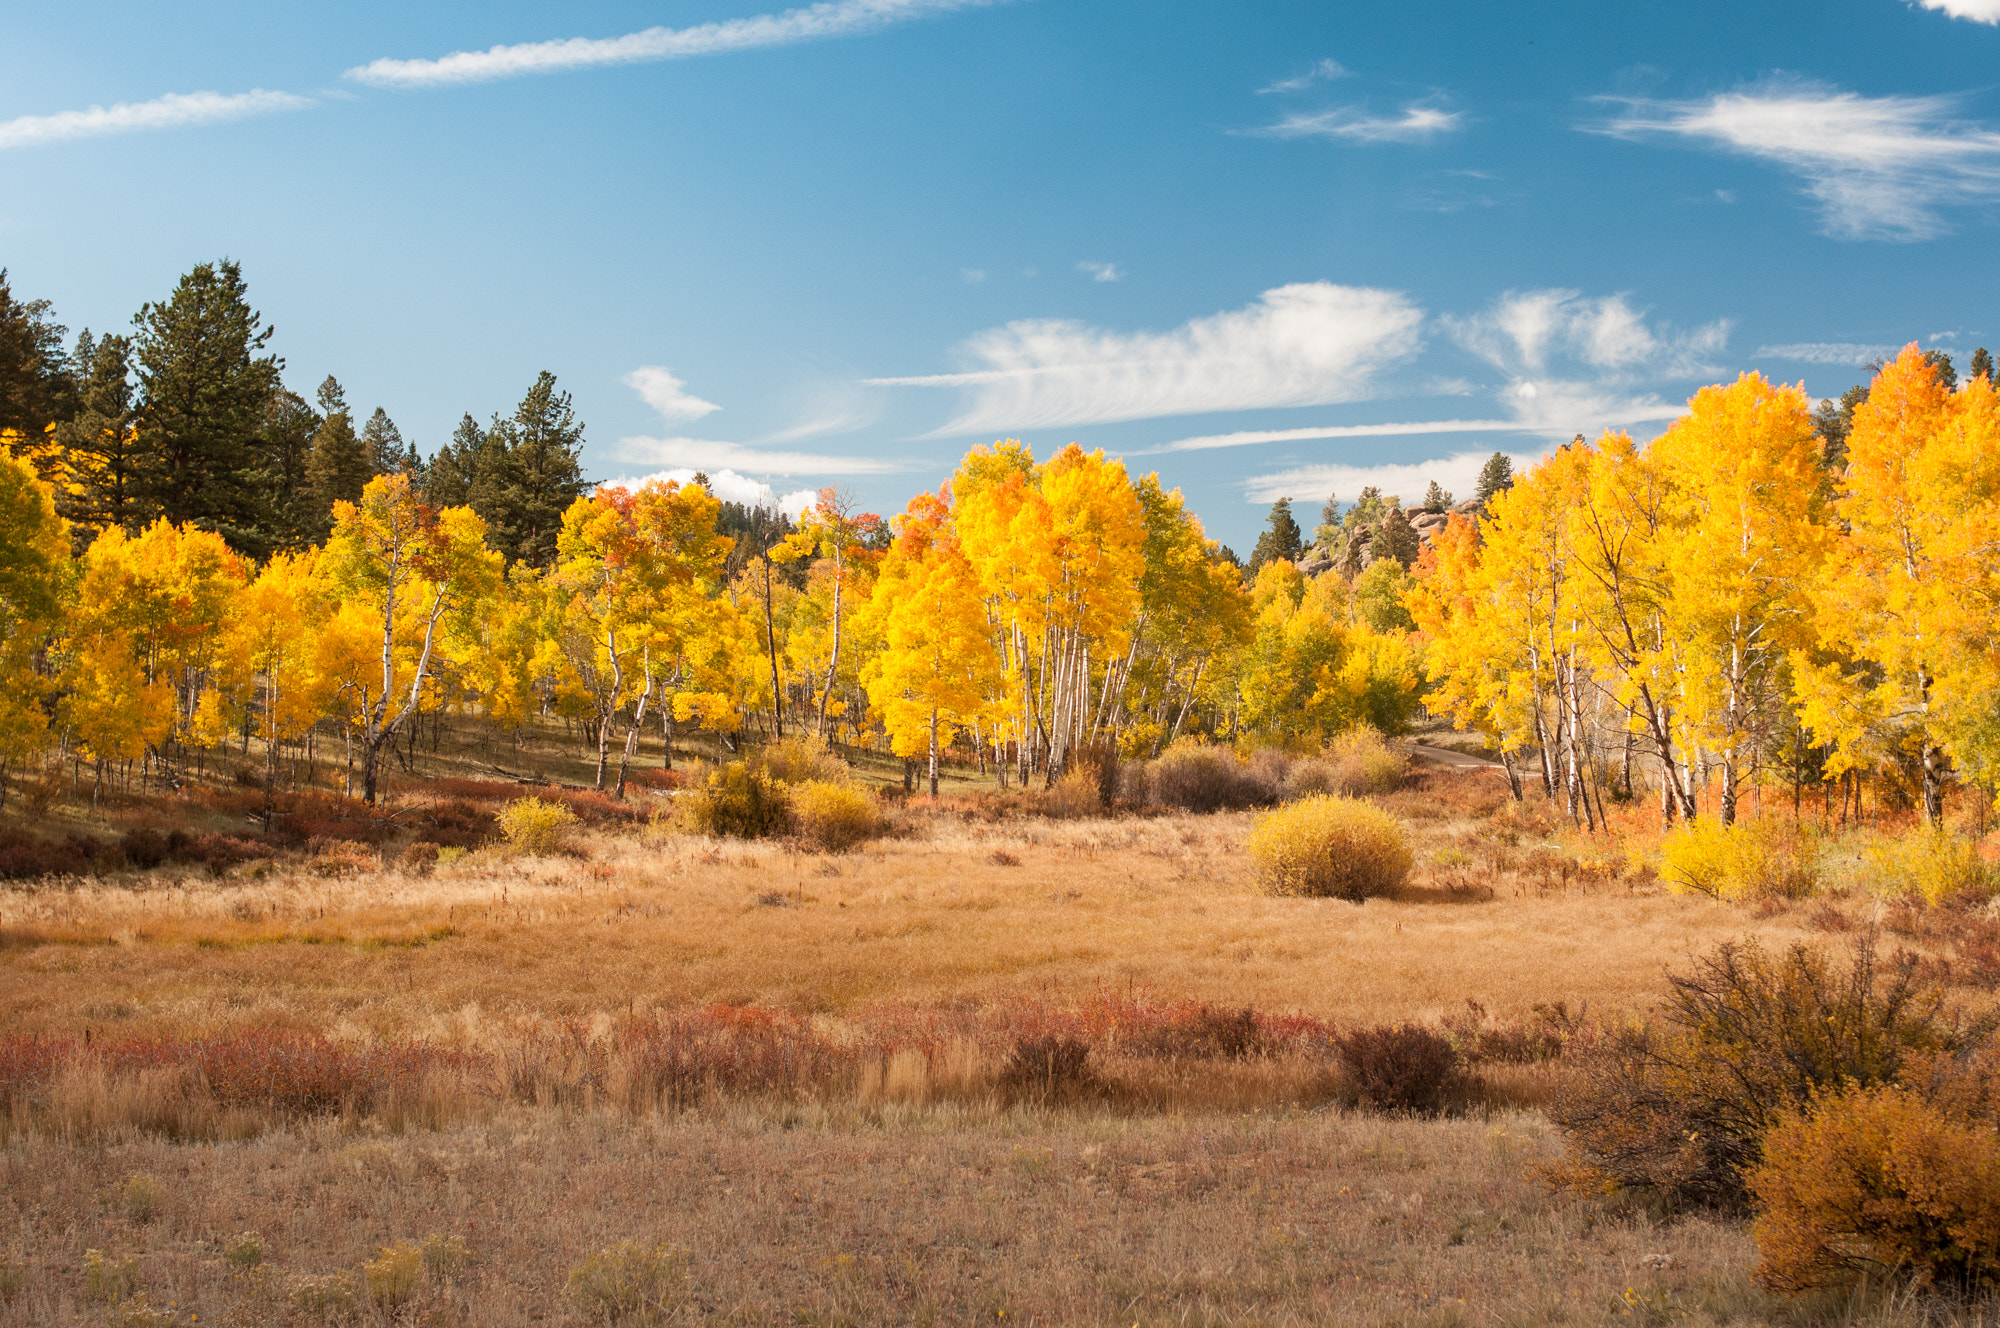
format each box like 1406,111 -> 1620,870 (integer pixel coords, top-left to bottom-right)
1139,743 -> 1274,813
1332,1024 -> 1467,1113
397,841 -> 442,875
998,1036 -> 1098,1105
1550,939 -> 1991,1210
1750,1057 -> 2000,1293
0,829 -> 97,880
1129,1005 -> 1261,1059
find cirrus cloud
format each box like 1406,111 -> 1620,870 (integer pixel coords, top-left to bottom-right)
867,281 -> 1425,436
1255,103 -> 1462,143
1591,79 -> 2000,241
0,89 -> 310,152
347,0 -> 996,88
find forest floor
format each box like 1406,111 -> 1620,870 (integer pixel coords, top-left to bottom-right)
0,733 -> 1993,1326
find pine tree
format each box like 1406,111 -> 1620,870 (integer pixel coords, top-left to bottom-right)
1972,347 -> 1995,385
304,376 -> 368,541
54,331 -> 143,543
1313,492 -> 1341,547
422,414 -> 483,508
259,388 -> 321,551
130,259 -> 282,548
1422,480 -> 1453,513
1248,497 -> 1304,572
1474,453 -> 1514,505
360,407 -> 406,477
1813,383 -> 1870,473
490,371 -> 589,568
0,269 -> 75,458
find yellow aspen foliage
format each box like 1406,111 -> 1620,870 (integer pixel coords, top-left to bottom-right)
0,453 -> 69,773
1796,345 -> 2000,820
322,474 -> 502,803
860,486 -> 1002,794
1648,373 -> 1829,825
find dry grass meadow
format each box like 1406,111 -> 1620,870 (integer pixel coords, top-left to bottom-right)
2,750 -> 1996,1326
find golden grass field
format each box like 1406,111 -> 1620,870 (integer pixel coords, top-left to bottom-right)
1,754 -> 1994,1326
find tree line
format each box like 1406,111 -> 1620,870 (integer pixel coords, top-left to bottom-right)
0,263 -> 590,566
1411,343 -> 2000,830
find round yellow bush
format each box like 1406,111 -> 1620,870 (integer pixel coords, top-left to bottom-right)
496,797 -> 580,855
790,779 -> 882,852
1247,795 -> 1412,900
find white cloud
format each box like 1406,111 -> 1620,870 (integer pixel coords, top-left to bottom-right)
617,434 -> 903,475
605,467 -> 818,517
1077,261 -> 1122,283
1257,104 -> 1462,143
1243,451 -> 1545,506
348,0 -> 992,87
1754,341 -> 1897,366
1593,80 -> 2000,241
0,89 -> 310,151
960,268 -> 987,283
867,281 -> 1425,435
1258,59 -> 1352,94
1434,289 -> 1724,437
624,366 -> 721,422
1918,0 -> 2000,22
1444,289 -> 1729,377
1148,418 -> 1524,455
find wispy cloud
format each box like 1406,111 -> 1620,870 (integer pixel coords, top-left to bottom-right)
1243,451 -> 1545,506
1077,261 -> 1122,283
617,435 -> 902,476
867,281 -> 1425,436
348,0 -> 993,88
1591,79 -> 2000,241
624,366 -> 721,422
0,89 -> 309,151
1917,0 -> 2000,22
1754,341 -> 1897,366
1256,104 -> 1462,143
1146,418 -> 1527,455
1258,58 -> 1351,95
1444,289 -> 1728,378
1442,288 -> 1723,437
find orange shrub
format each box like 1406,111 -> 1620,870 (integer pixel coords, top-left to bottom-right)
1751,1076 -> 2000,1292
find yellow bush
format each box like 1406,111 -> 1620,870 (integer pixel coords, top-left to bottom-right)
1324,728 -> 1408,796
1247,795 -> 1412,900
1041,767 -> 1103,819
790,780 -> 882,851
567,1240 -> 687,1325
1658,816 -> 1821,901
363,1242 -> 422,1309
1864,826 -> 1994,906
1750,1079 -> 2000,1292
678,764 -> 789,839
496,797 -> 579,855
759,736 -> 850,785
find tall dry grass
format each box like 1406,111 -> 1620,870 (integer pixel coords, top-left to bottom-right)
0,781 -> 1836,1052
0,1103 -> 1897,1328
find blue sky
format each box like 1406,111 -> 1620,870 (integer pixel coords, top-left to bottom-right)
6,0 -> 2000,550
